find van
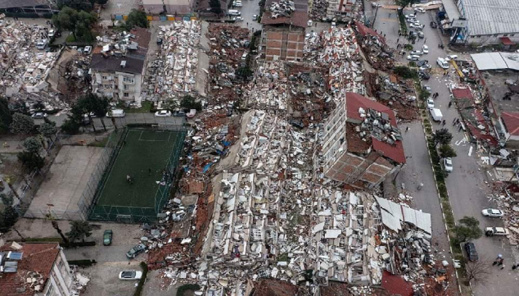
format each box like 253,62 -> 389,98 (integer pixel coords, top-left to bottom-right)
228,10 -> 241,16
430,108 -> 443,122
437,57 -> 449,69
106,109 -> 126,118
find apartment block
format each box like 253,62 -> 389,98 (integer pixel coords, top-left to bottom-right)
321,92 -> 405,189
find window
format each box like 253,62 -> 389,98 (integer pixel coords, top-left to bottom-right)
504,34 -> 509,37
511,34 -> 515,37
123,85 -> 128,90
475,35 -> 481,38
102,76 -> 107,80
124,93 -> 129,97
493,34 -> 498,37
123,77 -> 134,83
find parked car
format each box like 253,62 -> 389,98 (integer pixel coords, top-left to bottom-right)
418,31 -> 425,39
422,44 -> 429,54
31,112 -> 47,119
422,85 -> 432,92
464,242 -> 478,261
106,109 -> 126,118
430,21 -> 437,28
126,244 -> 146,259
427,98 -> 435,109
407,55 -> 420,61
485,227 -> 509,236
445,55 -> 458,61
48,29 -> 56,38
410,23 -> 424,29
443,157 -> 453,172
481,208 -> 504,218
186,109 -> 197,118
232,16 -> 244,22
414,7 -> 425,13
156,37 -> 163,45
437,57 -> 450,69
418,70 -> 430,80
119,270 -> 143,280
253,15 -> 258,21
155,110 -> 172,117
103,230 -> 113,246
410,50 -> 422,55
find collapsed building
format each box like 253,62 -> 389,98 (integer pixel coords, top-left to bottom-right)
261,0 -> 308,61
90,27 -> 151,105
321,92 -> 405,189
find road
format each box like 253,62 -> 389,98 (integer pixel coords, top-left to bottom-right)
374,6 -> 519,294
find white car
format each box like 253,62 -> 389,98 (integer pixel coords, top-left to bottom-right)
443,157 -> 453,172
119,270 -> 143,280
422,45 -> 429,54
445,55 -> 458,61
485,227 -> 509,236
155,110 -> 172,117
31,112 -> 47,119
410,50 -> 422,55
437,57 -> 450,69
426,98 -> 435,109
415,7 -> 426,13
407,55 -> 420,61
232,16 -> 244,22
409,23 -> 424,29
481,208 -> 504,218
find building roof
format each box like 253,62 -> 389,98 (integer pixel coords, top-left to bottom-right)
463,0 -> 519,36
346,92 -> 405,164
261,0 -> 308,28
0,243 -> 60,296
0,0 -> 50,9
354,21 -> 386,44
451,87 -> 473,100
471,52 -> 519,71
90,55 -> 145,75
441,0 -> 461,20
501,112 -> 519,136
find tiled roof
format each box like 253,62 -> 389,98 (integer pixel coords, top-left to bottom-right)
261,11 -> 308,28
0,243 -> 60,296
451,87 -> 473,100
381,271 -> 413,296
346,92 -> 405,164
502,112 -> 519,136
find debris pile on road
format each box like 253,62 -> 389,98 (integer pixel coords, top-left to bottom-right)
372,74 -> 419,120
487,191 -> 519,245
144,21 -> 201,106
354,21 -> 394,71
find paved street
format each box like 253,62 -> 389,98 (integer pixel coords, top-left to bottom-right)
374,6 -> 519,294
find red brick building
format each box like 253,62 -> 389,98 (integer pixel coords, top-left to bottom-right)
321,93 -> 405,189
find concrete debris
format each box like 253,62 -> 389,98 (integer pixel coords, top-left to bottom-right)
144,21 -> 201,107
0,17 -> 60,96
269,0 -> 296,19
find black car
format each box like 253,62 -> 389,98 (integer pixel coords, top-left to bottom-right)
430,21 -> 437,28
419,70 -> 430,80
126,244 -> 146,259
156,38 -> 163,45
464,242 -> 479,262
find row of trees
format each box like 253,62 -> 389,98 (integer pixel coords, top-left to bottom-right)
432,128 -> 457,158
57,0 -> 108,12
52,7 -> 97,42
62,93 -> 111,135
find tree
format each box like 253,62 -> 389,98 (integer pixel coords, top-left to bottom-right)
0,98 -> 12,134
66,221 -> 93,242
180,95 -> 202,111
39,122 -> 58,141
51,220 -> 69,244
23,137 -> 43,156
433,128 -> 453,146
393,66 -> 418,79
0,206 -> 19,232
57,0 -> 94,11
52,7 -> 96,42
17,151 -> 45,172
453,216 -> 482,243
439,144 -> 457,158
465,261 -> 491,285
125,9 -> 149,30
61,117 -> 81,135
209,0 -> 222,15
74,93 -> 110,132
10,113 -> 35,134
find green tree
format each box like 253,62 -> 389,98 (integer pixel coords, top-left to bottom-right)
393,66 -> 418,79
209,0 -> 222,15
39,122 -> 58,141
433,128 -> 453,146
453,216 -> 482,243
66,221 -> 93,242
180,95 -> 202,111
0,206 -> 19,232
0,98 -> 12,134
23,137 -> 43,157
17,151 -> 45,172
439,144 -> 457,158
10,113 -> 35,134
61,117 -> 81,135
74,94 -> 110,132
53,7 -> 96,42
125,9 -> 149,30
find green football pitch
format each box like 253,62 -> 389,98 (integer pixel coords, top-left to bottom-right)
96,129 -> 183,208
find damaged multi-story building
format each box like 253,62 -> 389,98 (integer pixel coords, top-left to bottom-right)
321,92 -> 405,189
90,27 -> 151,105
261,0 -> 308,61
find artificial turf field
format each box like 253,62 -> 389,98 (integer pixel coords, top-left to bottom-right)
96,129 -> 183,208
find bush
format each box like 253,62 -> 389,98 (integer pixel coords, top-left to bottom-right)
404,44 -> 413,51
394,66 -> 418,79
134,262 -> 149,296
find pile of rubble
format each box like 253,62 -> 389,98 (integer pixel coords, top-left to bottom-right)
206,24 -> 250,105
310,0 -> 329,21
354,22 -> 394,71
269,0 -> 296,18
373,74 -> 419,120
0,17 -> 59,95
144,21 -> 201,106
304,27 -> 366,104
487,192 -> 519,245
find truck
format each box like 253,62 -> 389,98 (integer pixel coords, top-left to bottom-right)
485,227 -> 509,236
430,108 -> 443,122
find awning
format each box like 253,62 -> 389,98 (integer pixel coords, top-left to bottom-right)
500,37 -> 515,46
